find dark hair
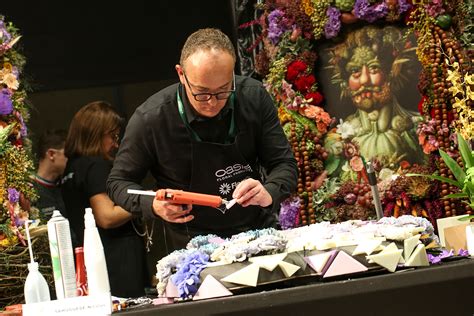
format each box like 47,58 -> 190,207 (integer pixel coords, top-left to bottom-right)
64,101 -> 124,160
180,28 -> 236,68
36,129 -> 67,160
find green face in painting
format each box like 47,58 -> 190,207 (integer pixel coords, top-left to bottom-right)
345,46 -> 390,112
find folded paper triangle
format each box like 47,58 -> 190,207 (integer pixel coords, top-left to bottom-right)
193,275 -> 233,301
164,280 -> 179,298
323,250 -> 368,278
381,242 -> 398,254
278,261 -> 300,277
367,243 -> 398,264
221,263 -> 260,287
404,234 -> 421,261
248,253 -> 288,271
352,239 -> 383,256
405,244 -> 429,267
366,249 -> 403,272
153,297 -> 174,305
304,251 -> 335,274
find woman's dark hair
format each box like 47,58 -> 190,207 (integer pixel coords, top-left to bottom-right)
64,101 -> 124,160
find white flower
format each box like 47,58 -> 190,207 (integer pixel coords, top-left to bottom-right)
378,168 -> 395,182
2,73 -> 19,90
336,119 -> 358,139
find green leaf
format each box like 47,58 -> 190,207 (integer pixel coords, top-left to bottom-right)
442,193 -> 468,199
324,154 -> 340,175
406,173 -> 462,188
458,215 -> 474,221
287,110 -> 318,134
439,149 -> 466,184
457,134 -> 474,169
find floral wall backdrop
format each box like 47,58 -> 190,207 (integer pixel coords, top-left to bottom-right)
0,16 -> 37,247
241,0 -> 473,229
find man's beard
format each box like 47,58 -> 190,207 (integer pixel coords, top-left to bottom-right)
350,83 -> 391,112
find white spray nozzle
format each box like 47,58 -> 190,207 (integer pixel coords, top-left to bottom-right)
84,208 -> 96,228
24,219 -> 34,264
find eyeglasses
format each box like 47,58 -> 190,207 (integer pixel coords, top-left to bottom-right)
183,71 -> 235,102
106,131 -> 120,144
112,133 -> 120,144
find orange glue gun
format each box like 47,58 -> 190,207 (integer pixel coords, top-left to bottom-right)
127,188 -> 237,209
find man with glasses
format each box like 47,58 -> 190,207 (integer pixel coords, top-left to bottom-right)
107,28 -> 297,252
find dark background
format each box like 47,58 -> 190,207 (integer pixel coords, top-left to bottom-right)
2,1 -> 236,91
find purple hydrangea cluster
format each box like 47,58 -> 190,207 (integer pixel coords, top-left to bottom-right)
267,9 -> 293,45
427,249 -> 469,264
0,88 -> 13,115
279,196 -> 301,230
8,188 -> 20,203
171,251 -> 209,298
397,0 -> 412,14
0,19 -> 12,43
354,0 -> 388,23
324,7 -> 342,39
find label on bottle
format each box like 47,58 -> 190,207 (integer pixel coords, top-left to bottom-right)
47,211 -> 77,299
74,247 -> 88,296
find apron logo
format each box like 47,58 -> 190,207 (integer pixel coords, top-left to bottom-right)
218,183 -> 232,195
215,164 -> 253,182
218,181 -> 240,196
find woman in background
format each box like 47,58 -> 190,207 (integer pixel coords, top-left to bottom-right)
62,101 -> 148,298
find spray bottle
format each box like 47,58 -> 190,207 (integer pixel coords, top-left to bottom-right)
83,208 -> 110,295
24,220 -> 51,304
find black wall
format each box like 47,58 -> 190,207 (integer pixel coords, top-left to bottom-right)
2,1 -> 235,91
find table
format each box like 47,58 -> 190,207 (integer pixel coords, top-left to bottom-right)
121,258 -> 474,316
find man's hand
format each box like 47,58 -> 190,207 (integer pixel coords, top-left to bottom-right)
232,178 -> 272,208
152,200 -> 194,223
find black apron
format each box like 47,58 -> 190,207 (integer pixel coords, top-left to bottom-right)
161,89 -> 274,253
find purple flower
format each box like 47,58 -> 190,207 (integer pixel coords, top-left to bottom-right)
458,249 -> 469,257
354,0 -> 388,23
8,188 -> 20,203
16,112 -> 27,137
0,19 -> 12,43
427,253 -> 442,264
171,251 -> 209,298
267,9 -> 293,45
0,89 -> 13,115
397,0 -> 412,14
428,249 -> 455,264
324,7 -> 342,39
279,196 -> 301,230
425,0 -> 445,17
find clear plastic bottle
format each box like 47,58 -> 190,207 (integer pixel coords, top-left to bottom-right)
83,208 -> 110,295
24,261 -> 51,304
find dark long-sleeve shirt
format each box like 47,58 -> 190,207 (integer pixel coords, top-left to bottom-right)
107,75 -> 297,219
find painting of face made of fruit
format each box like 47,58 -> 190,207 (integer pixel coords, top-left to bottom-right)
318,24 -> 424,169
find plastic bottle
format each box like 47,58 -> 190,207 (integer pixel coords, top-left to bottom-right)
24,262 -> 51,303
24,220 -> 51,304
83,208 -> 110,295
47,210 -> 77,299
75,247 -> 88,296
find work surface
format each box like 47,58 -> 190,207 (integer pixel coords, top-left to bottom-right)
120,258 -> 474,316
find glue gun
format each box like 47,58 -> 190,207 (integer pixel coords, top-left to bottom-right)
127,189 -> 237,209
